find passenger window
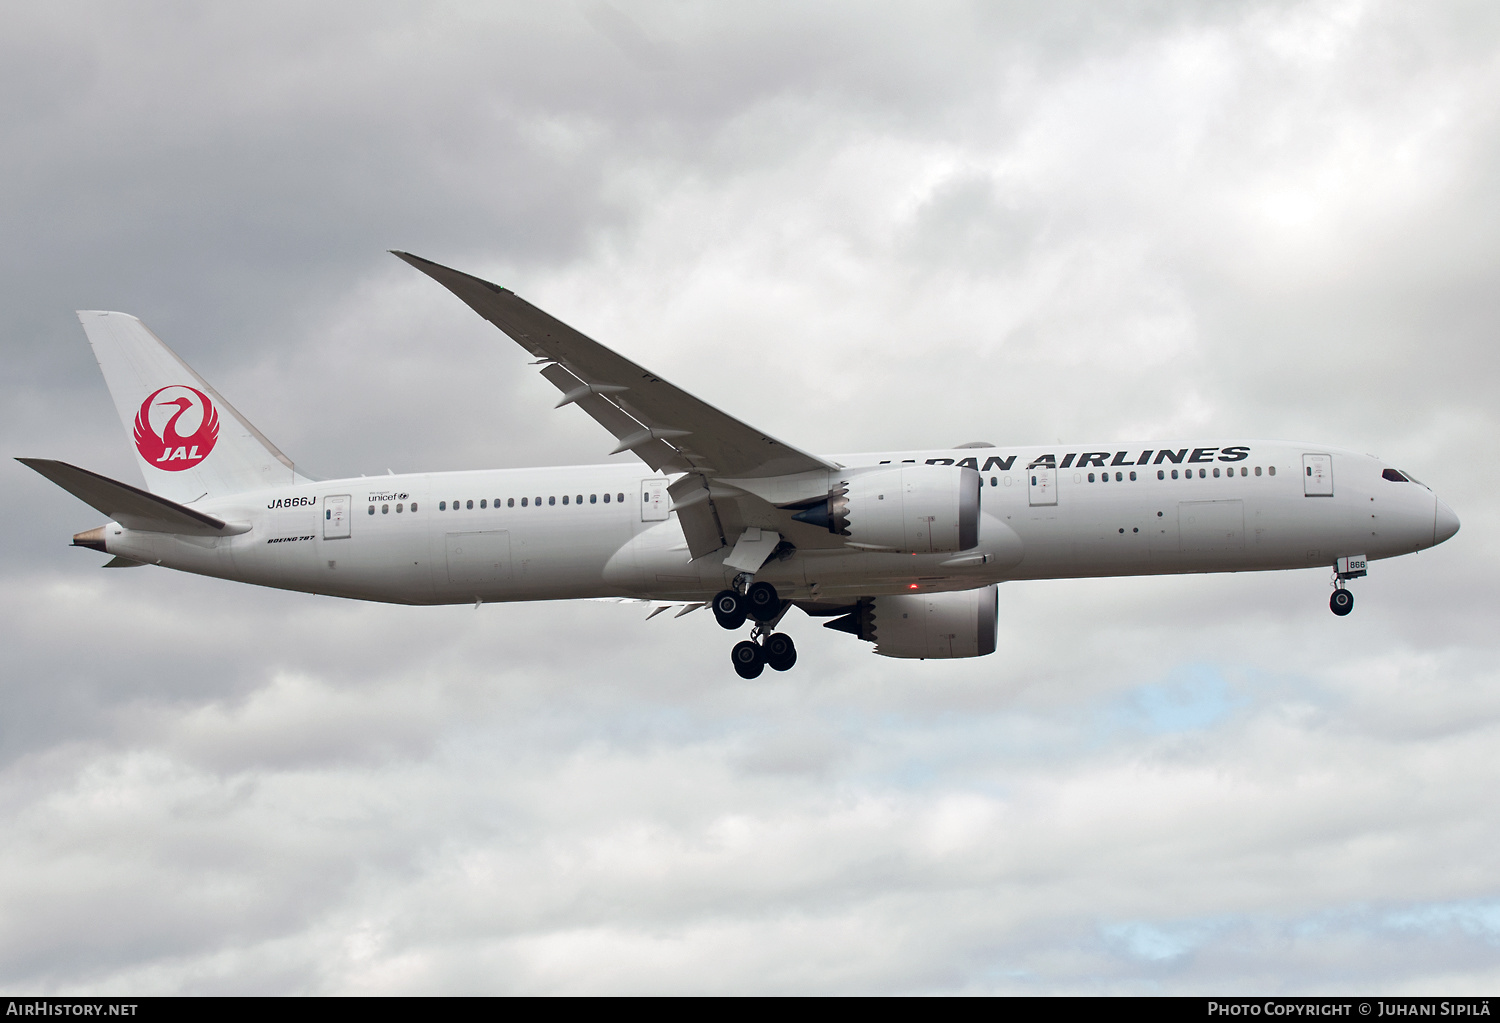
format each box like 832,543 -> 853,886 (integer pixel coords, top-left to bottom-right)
508,498 -> 514,507
1115,472 -> 1123,482
1157,470 -> 1164,480
480,500 -> 487,509
1213,467 -> 1220,478
466,500 -> 473,510
411,503 -> 418,512
535,496 -> 542,505
618,493 -> 625,503
521,498 -> 528,507
990,476 -> 997,486
549,496 -> 556,506
562,495 -> 569,505
590,494 -> 597,504
396,503 -> 403,513
576,495 -> 583,505
603,493 -> 611,503
438,501 -> 446,511
367,505 -> 375,515
1171,470 -> 1179,479
1130,471 -> 1137,481
1199,468 -> 1207,478
1269,466 -> 1276,476
1088,472 -> 1095,482
381,504 -> 389,514
1255,466 -> 1262,476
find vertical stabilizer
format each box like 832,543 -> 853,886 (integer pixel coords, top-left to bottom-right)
78,311 -> 306,502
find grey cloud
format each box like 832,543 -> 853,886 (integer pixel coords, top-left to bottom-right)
2,0 -> 1498,994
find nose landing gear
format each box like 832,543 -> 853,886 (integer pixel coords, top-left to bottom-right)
1330,586 -> 1354,616
716,582 -> 797,677
1329,555 -> 1366,617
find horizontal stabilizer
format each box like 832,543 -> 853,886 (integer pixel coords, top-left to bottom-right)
18,458 -> 244,535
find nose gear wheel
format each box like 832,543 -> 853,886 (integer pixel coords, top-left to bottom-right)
1330,587 -> 1354,616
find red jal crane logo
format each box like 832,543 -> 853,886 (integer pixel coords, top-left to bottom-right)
133,385 -> 220,471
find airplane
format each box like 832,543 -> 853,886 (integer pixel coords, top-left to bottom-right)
20,252 -> 1461,678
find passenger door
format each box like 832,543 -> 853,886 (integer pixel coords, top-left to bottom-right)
1303,454 -> 1333,497
641,477 -> 669,521
1028,466 -> 1057,507
322,494 -> 351,540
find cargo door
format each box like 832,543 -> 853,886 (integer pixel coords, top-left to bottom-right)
641,477 -> 669,521
1028,466 -> 1057,507
322,494 -> 351,539
1303,453 -> 1333,496
1178,500 -> 1245,553
445,530 -> 512,591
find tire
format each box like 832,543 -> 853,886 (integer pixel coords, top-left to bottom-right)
1330,589 -> 1354,616
731,640 -> 765,679
764,633 -> 797,672
713,589 -> 747,630
746,581 -> 781,622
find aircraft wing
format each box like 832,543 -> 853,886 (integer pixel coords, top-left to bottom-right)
392,252 -> 835,482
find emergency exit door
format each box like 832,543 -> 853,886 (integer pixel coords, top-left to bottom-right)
1028,466 -> 1057,506
1303,454 -> 1333,496
323,494 -> 351,539
641,478 -> 669,521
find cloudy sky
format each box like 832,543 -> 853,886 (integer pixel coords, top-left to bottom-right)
3,0 -> 1498,994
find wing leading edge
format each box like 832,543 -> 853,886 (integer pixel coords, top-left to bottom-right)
392,251 -> 834,482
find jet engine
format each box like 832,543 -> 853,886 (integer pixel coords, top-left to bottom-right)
824,585 -> 998,659
791,464 -> 981,553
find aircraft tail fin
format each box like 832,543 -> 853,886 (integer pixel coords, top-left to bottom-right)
77,311 -> 307,502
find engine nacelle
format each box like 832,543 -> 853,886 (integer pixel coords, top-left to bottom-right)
825,585 -> 998,659
792,464 -> 981,553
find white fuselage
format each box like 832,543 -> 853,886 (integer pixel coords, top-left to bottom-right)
93,441 -> 1449,605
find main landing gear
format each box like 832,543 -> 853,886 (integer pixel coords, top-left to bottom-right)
714,581 -> 797,678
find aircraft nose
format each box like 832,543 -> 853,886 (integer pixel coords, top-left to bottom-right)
1434,498 -> 1460,546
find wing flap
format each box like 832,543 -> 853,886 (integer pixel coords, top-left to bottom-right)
668,474 -> 728,560
19,458 -> 241,535
393,251 -> 835,479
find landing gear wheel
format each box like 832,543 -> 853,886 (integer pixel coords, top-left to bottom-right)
713,589 -> 747,630
764,632 -> 797,672
731,639 -> 765,679
746,581 -> 781,622
1330,588 -> 1354,616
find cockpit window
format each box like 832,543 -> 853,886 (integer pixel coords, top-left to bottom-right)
1382,468 -> 1409,482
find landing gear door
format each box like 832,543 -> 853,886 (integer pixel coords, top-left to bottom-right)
1028,466 -> 1057,507
323,494 -> 351,539
642,478 -> 669,521
1303,454 -> 1333,496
